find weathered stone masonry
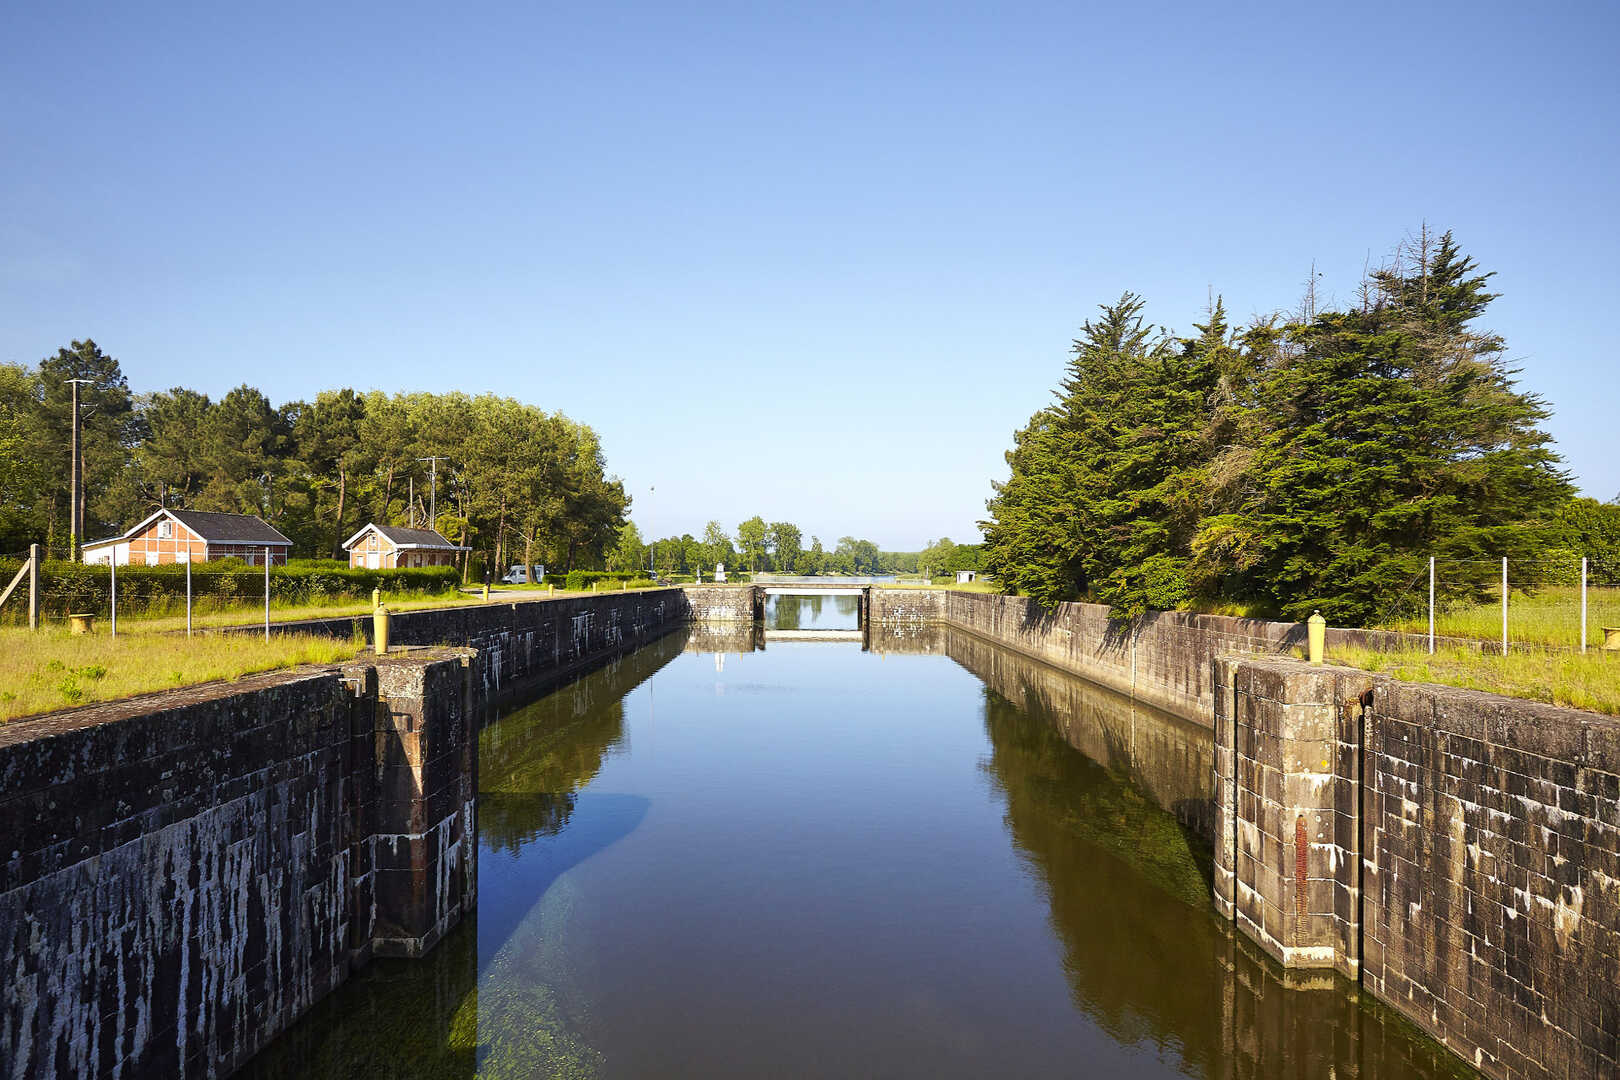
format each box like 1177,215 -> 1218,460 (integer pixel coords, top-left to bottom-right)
1,588 -> 693,1080
0,652 -> 474,1080
1211,657 -> 1620,1080
940,590 -> 1620,1079
253,586 -> 689,702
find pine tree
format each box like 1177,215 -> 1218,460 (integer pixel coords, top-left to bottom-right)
1212,231 -> 1570,621
985,230 -> 1572,624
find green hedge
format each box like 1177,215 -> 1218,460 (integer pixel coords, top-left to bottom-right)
562,570 -> 647,590
0,559 -> 461,621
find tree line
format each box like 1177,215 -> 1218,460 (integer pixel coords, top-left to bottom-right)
609,517 -> 984,578
983,227 -> 1613,623
0,342 -> 629,574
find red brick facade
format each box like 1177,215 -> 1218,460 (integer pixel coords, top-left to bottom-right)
82,511 -> 292,566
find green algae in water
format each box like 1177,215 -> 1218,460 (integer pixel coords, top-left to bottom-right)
455,877 -> 604,1079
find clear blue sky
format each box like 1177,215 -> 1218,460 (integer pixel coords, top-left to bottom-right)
4,2 -> 1616,549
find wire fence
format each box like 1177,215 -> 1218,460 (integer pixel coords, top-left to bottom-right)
1378,556 -> 1620,653
1,549 -> 458,636
0,549 -> 281,638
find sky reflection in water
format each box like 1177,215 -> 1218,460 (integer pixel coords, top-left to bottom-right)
242,609 -> 1475,1079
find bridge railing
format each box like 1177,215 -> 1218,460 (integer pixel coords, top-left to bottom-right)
750,574 -> 898,585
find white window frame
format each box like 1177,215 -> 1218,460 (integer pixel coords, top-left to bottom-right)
157,520 -> 172,539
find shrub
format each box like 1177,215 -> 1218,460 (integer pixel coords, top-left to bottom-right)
562,570 -> 644,590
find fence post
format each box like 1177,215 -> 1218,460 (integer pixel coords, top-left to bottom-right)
264,546 -> 271,642
1500,556 -> 1507,656
186,556 -> 192,637
28,543 -> 39,631
110,558 -> 117,638
1428,555 -> 1435,655
1581,556 -> 1588,655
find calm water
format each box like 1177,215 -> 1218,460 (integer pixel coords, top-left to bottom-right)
245,600 -> 1472,1079
763,591 -> 861,630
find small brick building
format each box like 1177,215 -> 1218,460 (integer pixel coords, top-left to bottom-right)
81,509 -> 293,566
342,523 -> 468,569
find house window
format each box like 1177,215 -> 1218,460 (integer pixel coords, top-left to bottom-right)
157,520 -> 172,539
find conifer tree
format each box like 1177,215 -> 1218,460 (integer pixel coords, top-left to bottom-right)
984,230 -> 1573,624
1216,230 -> 1570,620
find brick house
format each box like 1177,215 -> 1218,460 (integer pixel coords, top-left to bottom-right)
342,523 -> 468,569
81,509 -> 294,566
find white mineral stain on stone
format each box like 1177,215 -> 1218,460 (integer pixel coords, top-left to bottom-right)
1553,885 -> 1584,949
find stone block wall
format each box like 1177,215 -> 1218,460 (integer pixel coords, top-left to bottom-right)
363,657 -> 478,959
680,585 -> 756,623
869,587 -> 944,624
1212,659 -> 1371,977
943,591 -> 1433,725
1360,679 -> 1620,1079
943,624 -> 1214,836
1219,656 -> 1620,1080
2,584 -> 692,1080
0,655 -> 471,1079
262,587 -> 689,702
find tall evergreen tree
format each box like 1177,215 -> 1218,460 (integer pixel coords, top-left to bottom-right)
985,230 -> 1572,624
1206,230 -> 1570,620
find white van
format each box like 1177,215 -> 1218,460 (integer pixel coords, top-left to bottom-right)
501,564 -> 545,585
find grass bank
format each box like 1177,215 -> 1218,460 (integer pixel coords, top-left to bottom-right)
31,582 -> 644,635
877,580 -> 1002,593
1381,585 -> 1620,649
0,627 -> 364,723
1332,643 -> 1620,717
113,587 -> 494,633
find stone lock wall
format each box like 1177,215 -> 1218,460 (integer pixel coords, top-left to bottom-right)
1212,659 -> 1370,977
1216,656 -> 1620,1080
1,590 -> 694,1080
868,587 -> 944,625
259,587 -> 689,702
363,657 -> 478,959
681,585 -> 758,623
942,591 -> 1436,724
942,591 -> 1620,1078
1359,679 -> 1620,1079
0,651 -> 475,1080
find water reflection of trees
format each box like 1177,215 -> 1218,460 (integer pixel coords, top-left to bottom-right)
766,594 -> 861,630
478,629 -> 685,852
974,647 -> 1477,1080
768,595 -> 801,630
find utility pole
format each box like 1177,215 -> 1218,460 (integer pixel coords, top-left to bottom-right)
416,457 -> 448,531
65,378 -> 92,560
408,476 -> 415,528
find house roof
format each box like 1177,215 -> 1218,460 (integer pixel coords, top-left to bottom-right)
85,508 -> 292,549
342,522 -> 468,551
167,510 -> 293,545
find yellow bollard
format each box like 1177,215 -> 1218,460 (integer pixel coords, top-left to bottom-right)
593,581 -> 598,593
373,604 -> 391,655
482,584 -> 490,603
372,587 -> 381,610
1308,611 -> 1326,665
548,583 -> 554,596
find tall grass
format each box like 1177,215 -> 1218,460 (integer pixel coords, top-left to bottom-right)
118,588 -> 488,634
1332,643 -> 1620,717
0,627 -> 363,723
1382,585 -> 1620,648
